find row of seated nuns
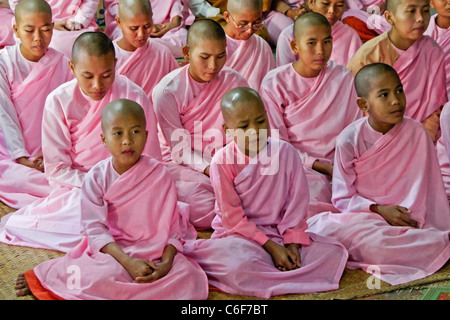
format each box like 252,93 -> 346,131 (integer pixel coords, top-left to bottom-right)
0,0 -> 449,300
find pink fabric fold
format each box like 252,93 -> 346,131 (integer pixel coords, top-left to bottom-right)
114,39 -> 179,101
307,117 -> 450,285
225,34 -> 276,91
31,156 -> 208,300
0,8 -> 15,49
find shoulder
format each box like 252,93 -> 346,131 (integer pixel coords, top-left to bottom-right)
261,64 -> 291,86
336,118 -> 366,146
153,65 -> 185,93
419,35 -> 445,56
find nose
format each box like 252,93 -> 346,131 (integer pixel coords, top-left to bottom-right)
328,5 -> 335,15
33,29 -> 43,42
137,27 -> 144,38
122,132 -> 133,145
208,57 -> 218,70
316,42 -> 324,55
92,77 -> 103,90
416,10 -> 425,22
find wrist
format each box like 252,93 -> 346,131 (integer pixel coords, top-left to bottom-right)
283,8 -> 290,15
369,204 -> 379,213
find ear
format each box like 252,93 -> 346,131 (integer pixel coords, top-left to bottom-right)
289,39 -> 299,55
115,17 -> 122,29
307,0 -> 315,9
384,10 -> 394,26
223,11 -> 231,24
182,45 -> 190,61
356,97 -> 369,113
222,123 -> 228,135
68,60 -> 76,76
101,134 -> 107,146
12,24 -> 19,38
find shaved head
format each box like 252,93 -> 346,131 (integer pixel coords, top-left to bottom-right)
101,99 -> 146,132
294,11 -> 331,38
221,87 -> 265,122
386,0 -> 402,12
227,0 -> 263,14
354,63 -> 400,98
14,0 -> 52,25
187,19 -> 226,48
118,0 -> 152,18
72,32 -> 115,65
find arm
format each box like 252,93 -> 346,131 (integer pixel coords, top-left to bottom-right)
209,158 -> 269,246
188,0 -> 220,18
332,137 -> 377,212
0,71 -> 29,161
70,0 -> 99,28
134,244 -> 177,283
42,95 -> 86,187
272,0 -> 308,20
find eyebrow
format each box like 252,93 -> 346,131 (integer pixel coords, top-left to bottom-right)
23,23 -> 52,28
306,35 -> 333,41
200,51 -> 226,56
111,124 -> 143,130
81,69 -> 114,75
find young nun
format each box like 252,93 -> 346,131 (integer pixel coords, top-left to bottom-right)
184,87 -> 348,299
307,63 -> 450,286
15,99 -> 208,300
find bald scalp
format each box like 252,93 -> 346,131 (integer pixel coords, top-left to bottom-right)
354,63 -> 400,98
118,0 -> 152,19
294,11 -> 331,38
221,87 -> 264,122
187,19 -> 226,48
386,0 -> 403,13
101,99 -> 146,132
227,0 -> 263,14
14,0 -> 52,25
72,32 -> 115,65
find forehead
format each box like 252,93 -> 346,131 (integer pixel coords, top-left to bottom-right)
191,37 -> 226,53
17,11 -> 52,26
227,100 -> 265,120
231,9 -> 263,21
120,10 -> 152,23
296,23 -> 331,40
104,111 -> 145,128
74,51 -> 116,71
397,0 -> 430,8
368,71 -> 402,92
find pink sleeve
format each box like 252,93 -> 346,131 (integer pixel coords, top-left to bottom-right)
169,0 -> 184,20
42,95 -> 86,187
0,69 -> 29,159
210,159 -> 269,246
71,0 -> 99,27
440,103 -> 450,159
80,166 -> 115,253
332,136 -> 375,212
153,85 -> 209,173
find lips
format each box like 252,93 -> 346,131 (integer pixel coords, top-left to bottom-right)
122,150 -> 135,156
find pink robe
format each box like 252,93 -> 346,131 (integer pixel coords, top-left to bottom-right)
184,138 -> 348,298
424,14 -> 448,42
152,65 -> 249,230
114,39 -> 179,101
260,61 -> 361,217
104,0 -> 188,58
0,45 -> 73,209
10,0 -> 99,58
437,101 -> 450,203
263,0 -> 303,44
29,156 -> 208,300
435,28 -> 450,98
0,7 -> 15,49
307,117 -> 450,285
276,20 -> 363,67
225,34 -> 276,92
0,75 -> 162,252
342,0 -> 391,35
347,33 -> 448,126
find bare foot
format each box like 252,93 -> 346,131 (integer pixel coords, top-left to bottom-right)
15,274 -> 32,297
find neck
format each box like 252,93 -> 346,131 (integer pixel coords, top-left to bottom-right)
387,29 -> 416,51
223,24 -> 236,39
117,38 -> 138,52
436,15 -> 450,29
292,60 -> 322,78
